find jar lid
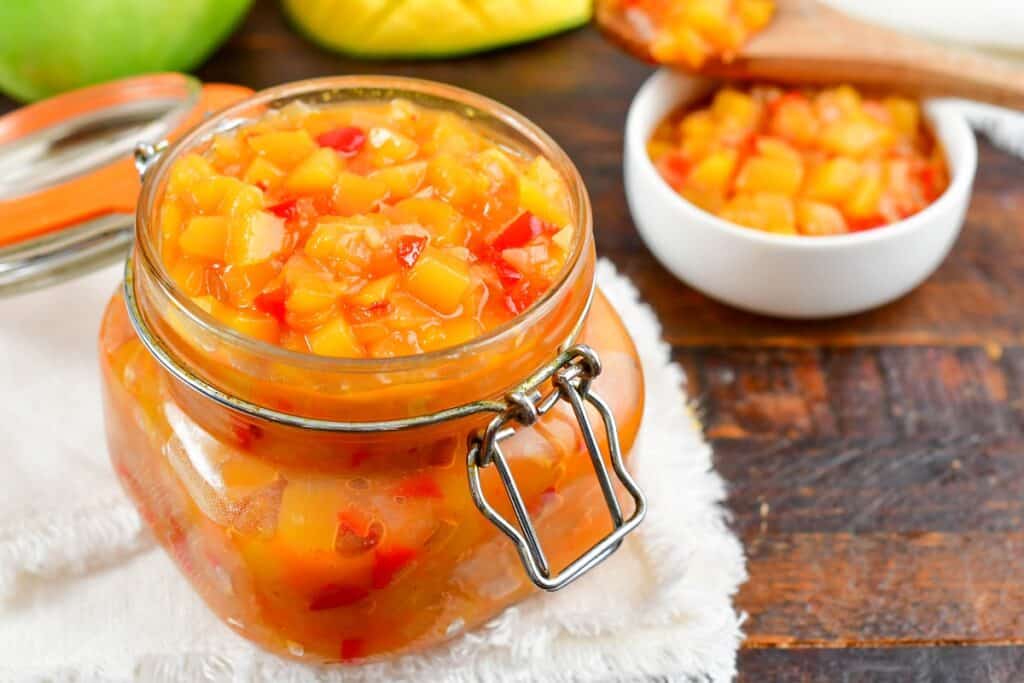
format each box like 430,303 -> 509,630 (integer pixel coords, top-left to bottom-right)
0,73 -> 253,296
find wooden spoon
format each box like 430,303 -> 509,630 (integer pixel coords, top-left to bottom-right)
596,0 -> 1024,108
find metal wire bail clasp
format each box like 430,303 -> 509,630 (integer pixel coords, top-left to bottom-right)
134,140 -> 169,180
466,345 -> 647,591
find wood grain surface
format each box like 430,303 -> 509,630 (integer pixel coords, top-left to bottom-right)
4,2 -> 1022,680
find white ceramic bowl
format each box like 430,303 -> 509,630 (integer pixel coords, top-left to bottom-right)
624,70 -> 978,318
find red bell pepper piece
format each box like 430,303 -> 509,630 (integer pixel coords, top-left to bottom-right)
253,287 -> 288,324
396,235 -> 427,269
493,212 -> 547,251
393,473 -> 443,500
503,280 -> 539,315
494,258 -> 523,289
656,152 -> 692,192
309,583 -> 369,611
339,638 -> 365,661
316,126 -> 367,156
371,545 -> 418,589
267,198 -> 299,220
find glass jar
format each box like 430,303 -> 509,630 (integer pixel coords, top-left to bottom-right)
99,76 -> 646,663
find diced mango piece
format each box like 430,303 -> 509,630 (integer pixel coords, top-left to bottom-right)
520,157 -> 571,227
428,112 -> 483,156
308,317 -> 364,358
367,127 -> 419,164
428,153 -> 490,210
404,247 -> 472,315
816,85 -> 862,121
720,193 -> 796,234
551,225 -> 575,253
212,133 -> 245,166
220,309 -> 281,344
191,295 -> 224,317
284,148 -> 340,195
190,175 -> 245,214
160,202 -> 185,263
333,172 -> 390,216
220,262 -> 279,308
680,110 -> 715,141
420,317 -> 481,352
683,0 -> 730,36
651,27 -> 709,67
797,200 -> 848,236
738,0 -> 775,29
226,212 -> 286,266
222,456 -> 280,489
687,149 -> 739,196
286,275 -> 340,316
885,97 -> 921,137
755,136 -> 801,163
389,198 -> 465,246
820,117 -> 890,157
845,164 -> 885,218
704,17 -> 745,53
712,89 -> 759,128
277,480 -> 342,553
805,158 -> 861,203
225,184 -> 264,218
769,94 -> 820,146
169,259 -> 206,297
168,154 -> 215,195
179,216 -> 229,261
350,274 -> 398,307
247,130 -> 318,168
368,161 -> 428,200
243,157 -> 286,190
680,187 -> 725,214
735,154 -> 803,196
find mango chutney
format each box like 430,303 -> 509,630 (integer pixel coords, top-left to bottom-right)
648,85 -> 949,236
99,77 -> 645,663
160,96 -> 580,358
619,0 -> 775,67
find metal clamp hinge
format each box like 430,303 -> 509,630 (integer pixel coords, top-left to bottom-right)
466,345 -> 647,591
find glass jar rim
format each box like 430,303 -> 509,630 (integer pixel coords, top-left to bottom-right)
134,75 -> 593,375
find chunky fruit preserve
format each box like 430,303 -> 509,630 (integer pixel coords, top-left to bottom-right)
620,0 -> 774,67
100,79 -> 645,663
648,85 -> 949,236
161,98 -> 576,357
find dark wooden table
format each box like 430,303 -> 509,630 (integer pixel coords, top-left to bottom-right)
6,2 -> 1024,679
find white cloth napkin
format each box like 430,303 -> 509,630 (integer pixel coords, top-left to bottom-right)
0,259 -> 747,683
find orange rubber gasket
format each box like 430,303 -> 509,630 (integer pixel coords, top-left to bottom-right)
0,74 -> 253,249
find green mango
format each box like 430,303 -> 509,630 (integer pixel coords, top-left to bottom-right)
283,0 -> 592,58
0,0 -> 253,102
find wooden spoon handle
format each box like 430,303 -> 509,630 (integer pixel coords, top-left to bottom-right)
710,1 -> 1024,108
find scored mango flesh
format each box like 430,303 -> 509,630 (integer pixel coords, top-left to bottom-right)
648,85 -> 950,236
160,98 -> 576,358
283,0 -> 592,58
619,0 -> 775,67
